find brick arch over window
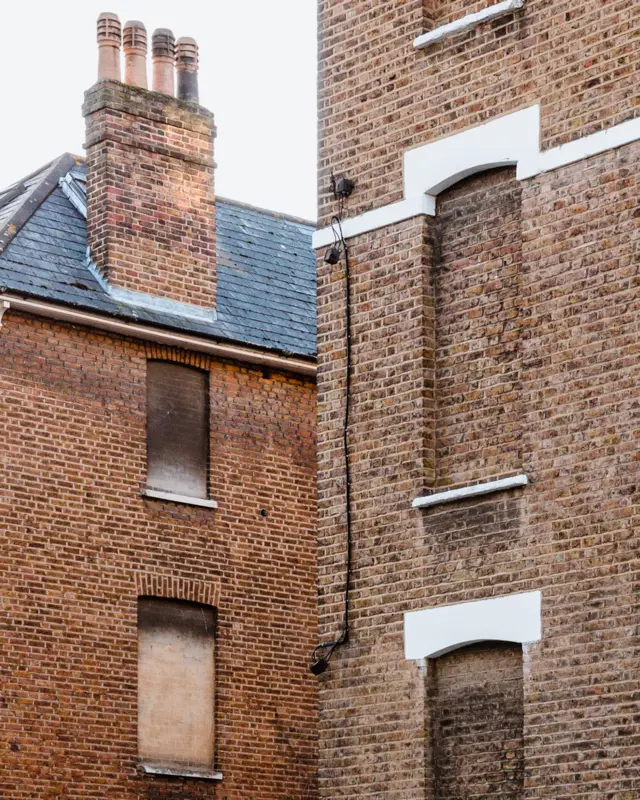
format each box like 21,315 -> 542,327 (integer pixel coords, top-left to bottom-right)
134,572 -> 221,608
144,342 -> 214,371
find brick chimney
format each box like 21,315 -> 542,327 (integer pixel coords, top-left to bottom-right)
83,13 -> 216,313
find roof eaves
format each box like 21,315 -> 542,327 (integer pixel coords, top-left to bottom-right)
0,154 -> 81,255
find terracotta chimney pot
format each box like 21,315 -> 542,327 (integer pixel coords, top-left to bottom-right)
176,37 -> 199,103
97,12 -> 122,82
152,28 -> 176,96
123,20 -> 148,89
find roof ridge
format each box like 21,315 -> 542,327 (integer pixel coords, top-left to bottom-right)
0,154 -> 80,255
216,196 -> 317,229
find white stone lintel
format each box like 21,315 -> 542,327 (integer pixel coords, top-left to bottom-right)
312,194 -> 435,250
404,590 -> 542,660
143,489 -> 218,509
414,0 -> 525,50
412,474 -> 528,509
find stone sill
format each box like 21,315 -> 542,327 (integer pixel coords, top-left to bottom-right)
142,489 -> 219,509
414,0 -> 525,50
412,475 -> 528,509
141,763 -> 223,781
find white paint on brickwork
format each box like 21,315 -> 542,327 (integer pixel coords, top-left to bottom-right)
414,0 -> 526,50
312,195 -> 435,248
412,474 -> 528,509
312,107 -> 640,248
404,590 -> 542,659
0,300 -> 10,329
519,115 -> 640,178
142,489 -> 219,509
404,106 -> 540,197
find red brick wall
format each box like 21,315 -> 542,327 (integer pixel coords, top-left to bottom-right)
0,311 -> 317,799
315,138 -> 640,796
318,0 -> 640,223
83,81 -> 216,309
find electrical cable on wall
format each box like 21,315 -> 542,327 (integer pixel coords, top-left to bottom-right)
311,177 -> 355,676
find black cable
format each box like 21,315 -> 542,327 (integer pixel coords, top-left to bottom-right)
311,214 -> 353,673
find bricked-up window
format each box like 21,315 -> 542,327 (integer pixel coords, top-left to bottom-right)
146,361 -> 209,499
138,598 -> 215,770
427,642 -> 524,798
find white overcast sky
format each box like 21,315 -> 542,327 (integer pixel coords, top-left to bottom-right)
0,1 -> 317,220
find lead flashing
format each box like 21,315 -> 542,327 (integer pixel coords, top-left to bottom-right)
414,0 -> 525,50
412,474 -> 528,509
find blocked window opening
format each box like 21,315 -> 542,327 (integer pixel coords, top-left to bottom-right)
138,597 -> 216,770
426,641 -> 524,798
434,167 -> 523,489
146,361 -> 209,499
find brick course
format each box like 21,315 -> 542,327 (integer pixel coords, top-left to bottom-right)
0,311 -> 317,799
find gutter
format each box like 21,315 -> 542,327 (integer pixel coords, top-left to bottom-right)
0,295 -> 316,378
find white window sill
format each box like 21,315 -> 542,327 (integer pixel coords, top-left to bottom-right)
141,763 -> 223,781
412,475 -> 528,509
142,489 -> 218,509
414,0 -> 525,50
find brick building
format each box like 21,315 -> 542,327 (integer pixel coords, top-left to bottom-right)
313,1 -> 639,798
0,15 -> 317,799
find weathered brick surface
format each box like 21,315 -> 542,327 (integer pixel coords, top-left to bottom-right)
427,642 -> 524,798
0,311 -> 317,799
83,81 -> 217,309
318,0 -> 640,223
436,168 -> 523,487
315,131 -> 640,796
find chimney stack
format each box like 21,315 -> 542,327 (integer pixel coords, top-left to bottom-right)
123,20 -> 148,89
177,37 -> 200,104
97,12 -> 122,82
84,15 -> 216,313
152,29 -> 176,96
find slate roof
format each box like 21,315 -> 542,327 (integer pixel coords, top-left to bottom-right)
0,155 -> 316,359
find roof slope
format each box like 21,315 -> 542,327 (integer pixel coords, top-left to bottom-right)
0,157 -> 316,358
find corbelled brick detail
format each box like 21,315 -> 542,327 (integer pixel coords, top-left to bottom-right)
83,80 -> 216,308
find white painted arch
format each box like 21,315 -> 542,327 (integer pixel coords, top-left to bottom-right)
403,105 -> 540,198
404,590 -> 542,660
313,106 -> 640,249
